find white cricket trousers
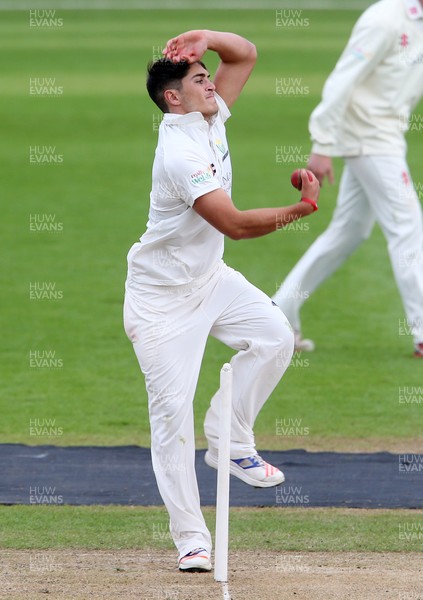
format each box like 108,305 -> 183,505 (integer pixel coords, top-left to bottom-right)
273,155 -> 423,344
123,261 -> 294,559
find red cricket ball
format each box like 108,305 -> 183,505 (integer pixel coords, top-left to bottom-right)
290,169 -> 302,191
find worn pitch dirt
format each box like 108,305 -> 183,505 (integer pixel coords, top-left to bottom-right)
2,549 -> 422,600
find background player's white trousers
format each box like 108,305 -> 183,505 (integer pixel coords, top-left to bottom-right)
273,155 -> 423,344
124,262 -> 294,559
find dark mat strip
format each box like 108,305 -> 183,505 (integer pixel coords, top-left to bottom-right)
1,445 -> 421,508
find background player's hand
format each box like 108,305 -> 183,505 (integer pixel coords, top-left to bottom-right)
301,169 -> 320,205
307,153 -> 335,186
163,30 -> 208,63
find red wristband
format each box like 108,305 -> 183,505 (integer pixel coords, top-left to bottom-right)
301,197 -> 318,212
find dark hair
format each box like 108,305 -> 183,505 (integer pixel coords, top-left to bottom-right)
146,58 -> 207,113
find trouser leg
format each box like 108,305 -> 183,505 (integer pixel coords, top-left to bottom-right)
203,267 -> 295,457
346,155 -> 423,345
124,284 -> 212,559
273,164 -> 375,332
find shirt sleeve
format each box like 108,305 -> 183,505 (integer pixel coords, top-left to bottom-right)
164,147 -> 221,208
309,5 -> 395,155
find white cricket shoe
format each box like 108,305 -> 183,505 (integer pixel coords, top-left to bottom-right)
205,450 -> 284,488
178,548 -> 212,572
294,330 -> 315,352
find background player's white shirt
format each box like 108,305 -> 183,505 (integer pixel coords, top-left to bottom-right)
310,0 -> 423,157
127,93 -> 232,286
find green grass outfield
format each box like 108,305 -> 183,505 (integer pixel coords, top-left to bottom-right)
1,506 -> 423,552
1,9 -> 422,552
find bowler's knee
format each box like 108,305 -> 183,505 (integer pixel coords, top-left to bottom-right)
263,306 -> 295,367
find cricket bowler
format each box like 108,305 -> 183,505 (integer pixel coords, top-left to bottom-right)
124,30 -> 320,572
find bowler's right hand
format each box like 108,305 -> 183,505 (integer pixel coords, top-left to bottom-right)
300,169 -> 320,205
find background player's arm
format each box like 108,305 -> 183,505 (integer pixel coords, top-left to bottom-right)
308,11 -> 393,185
163,30 -> 257,108
193,171 -> 319,240
307,154 -> 335,186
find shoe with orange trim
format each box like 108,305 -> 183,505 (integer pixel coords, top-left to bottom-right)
178,548 -> 212,573
205,450 -> 284,488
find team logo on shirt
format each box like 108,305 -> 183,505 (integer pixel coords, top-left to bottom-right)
190,164 -> 214,185
215,138 -> 226,153
215,138 -> 229,161
398,33 -> 423,65
400,34 -> 409,47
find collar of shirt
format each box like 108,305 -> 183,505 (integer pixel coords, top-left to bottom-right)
163,110 -> 218,128
403,0 -> 423,19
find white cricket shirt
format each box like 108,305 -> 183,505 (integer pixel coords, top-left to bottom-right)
310,0 -> 423,157
127,93 -> 232,286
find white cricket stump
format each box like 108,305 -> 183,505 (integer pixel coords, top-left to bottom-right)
214,363 -> 232,584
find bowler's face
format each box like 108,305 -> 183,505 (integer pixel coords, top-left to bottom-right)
177,63 -> 218,118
